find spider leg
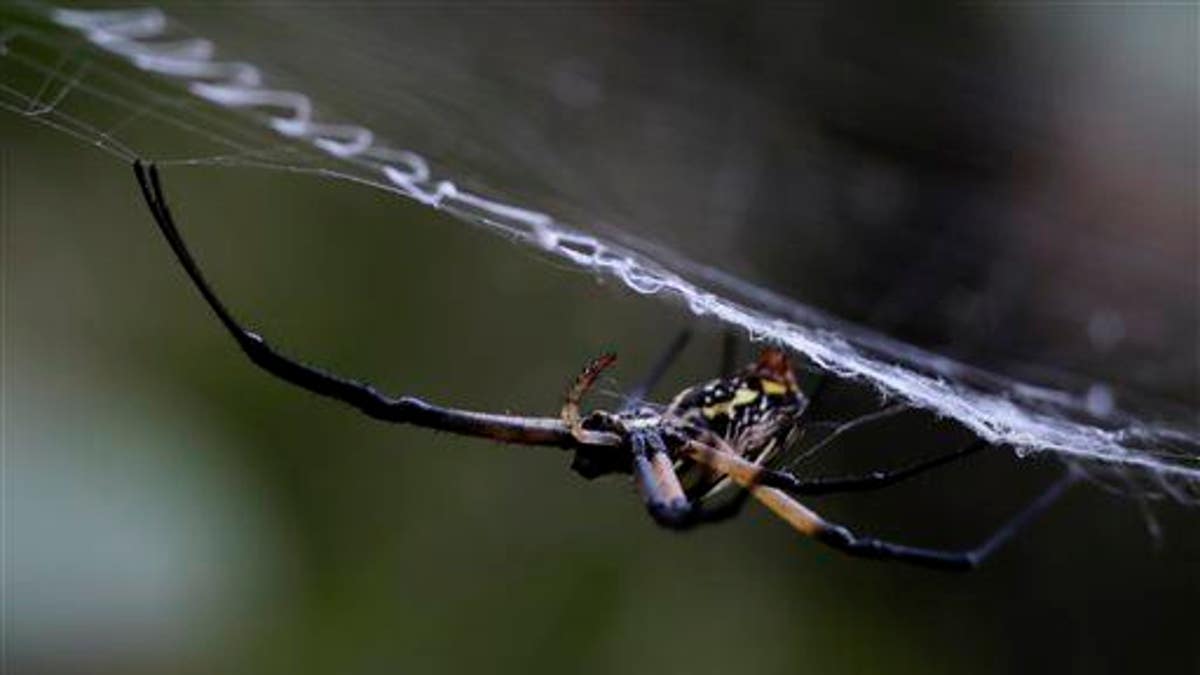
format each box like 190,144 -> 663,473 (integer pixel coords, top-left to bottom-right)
560,353 -> 623,447
687,426 -> 791,525
687,433 -> 986,499
133,161 -> 594,450
810,470 -> 1079,570
622,329 -> 691,410
631,433 -> 694,529
781,438 -> 988,495
691,490 -> 753,524
681,439 -> 1078,570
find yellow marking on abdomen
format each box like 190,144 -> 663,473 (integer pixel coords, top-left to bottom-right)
702,387 -> 760,419
702,401 -> 733,419
761,379 -> 788,395
732,387 -> 759,406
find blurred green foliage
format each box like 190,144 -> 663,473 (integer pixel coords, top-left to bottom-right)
3,5 -> 1197,675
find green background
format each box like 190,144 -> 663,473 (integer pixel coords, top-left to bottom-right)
3,4 -> 1197,674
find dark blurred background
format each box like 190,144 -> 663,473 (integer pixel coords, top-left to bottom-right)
3,4 -> 1197,674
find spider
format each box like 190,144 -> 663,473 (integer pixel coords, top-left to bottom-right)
132,161 -> 1077,571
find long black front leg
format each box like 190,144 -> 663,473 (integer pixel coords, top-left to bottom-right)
134,161 -> 580,448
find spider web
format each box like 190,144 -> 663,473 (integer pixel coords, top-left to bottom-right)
2,4 -> 1197,500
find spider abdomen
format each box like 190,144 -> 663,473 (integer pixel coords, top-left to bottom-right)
666,362 -> 807,498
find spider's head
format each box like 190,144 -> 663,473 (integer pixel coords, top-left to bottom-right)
569,404 -> 673,479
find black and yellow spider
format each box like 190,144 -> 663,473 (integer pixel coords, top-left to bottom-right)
132,161 -> 1075,571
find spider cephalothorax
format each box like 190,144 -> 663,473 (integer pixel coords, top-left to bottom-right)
133,160 -> 1077,570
